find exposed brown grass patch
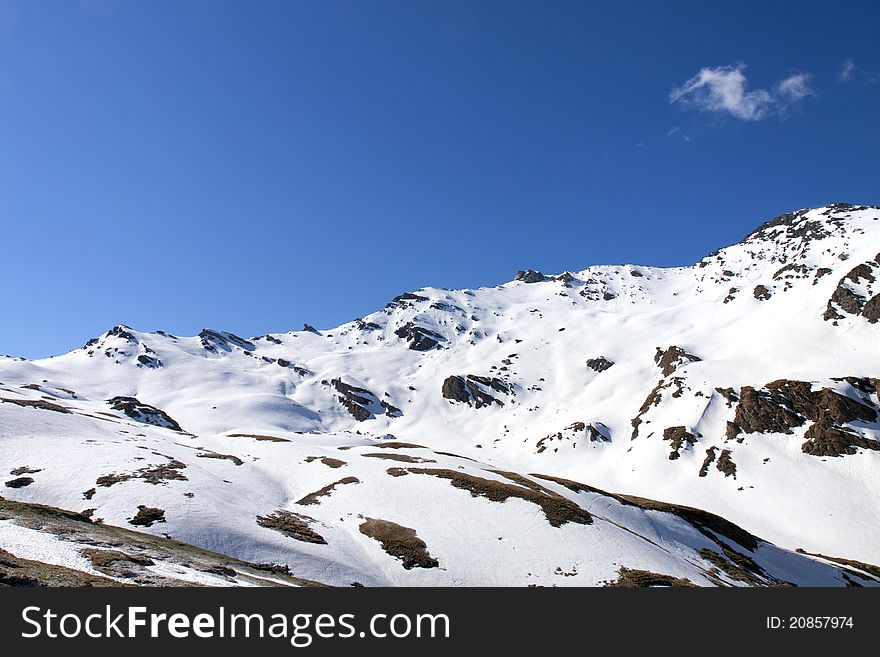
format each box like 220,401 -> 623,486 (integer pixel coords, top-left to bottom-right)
256,510 -> 326,544
304,456 -> 347,468
795,549 -> 880,582
296,477 -> 360,506
358,518 -> 438,569
228,433 -> 291,443
0,398 -> 71,413
96,459 -> 188,488
81,548 -> 155,575
362,453 -> 435,463
130,505 -> 165,527
533,473 -> 758,550
196,450 -> 244,466
605,567 -> 698,587
405,468 -> 592,527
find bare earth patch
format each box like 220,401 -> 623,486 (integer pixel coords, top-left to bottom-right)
0,398 -> 71,413
362,453 -> 436,463
228,433 -> 291,443
296,477 -> 360,506
358,518 -> 439,569
130,505 -> 166,527
405,468 -> 592,527
604,567 -> 697,588
304,456 -> 347,468
256,510 -> 326,544
96,459 -> 188,488
196,450 -> 244,466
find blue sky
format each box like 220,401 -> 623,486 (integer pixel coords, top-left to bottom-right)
1,0 -> 878,358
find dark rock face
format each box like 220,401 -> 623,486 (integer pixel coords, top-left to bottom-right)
824,261 -> 879,322
386,292 -> 429,309
715,387 -> 739,407
586,356 -> 614,373
863,295 -> 880,323
698,447 -> 717,477
654,346 -> 701,377
716,449 -> 736,478
753,285 -> 772,301
773,263 -> 811,280
136,354 -> 161,368
742,208 -> 830,244
107,325 -> 137,342
441,375 -> 509,408
843,263 -> 875,285
535,422 -> 610,453
814,267 -> 833,283
107,397 -> 183,432
830,284 -> 864,315
731,386 -> 804,437
332,379 -> 378,422
802,421 -> 880,457
380,400 -> 403,418
302,324 -> 321,335
631,378 -> 675,439
199,329 -> 255,352
727,379 -> 878,457
663,426 -> 697,460
394,322 -> 444,351
514,269 -> 546,283
586,423 -> 611,442
441,376 -> 469,403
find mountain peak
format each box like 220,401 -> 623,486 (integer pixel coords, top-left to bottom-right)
743,203 -> 877,244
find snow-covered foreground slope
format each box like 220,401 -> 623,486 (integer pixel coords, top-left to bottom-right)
2,203 -> 879,586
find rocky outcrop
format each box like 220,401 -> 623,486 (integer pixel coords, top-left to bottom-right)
727,379 -> 878,457
442,374 -> 509,408
380,400 -> 403,418
107,396 -> 183,432
535,421 -> 610,453
385,292 -> 428,309
394,322 -> 445,351
863,295 -> 880,323
136,354 -> 161,368
332,379 -> 378,422
586,356 -> 614,373
801,421 -> 880,457
663,426 -> 697,460
654,346 -> 701,377
716,449 -> 737,478
199,329 -> 255,352
823,260 -> 880,323
514,269 -> 546,283
753,285 -> 772,300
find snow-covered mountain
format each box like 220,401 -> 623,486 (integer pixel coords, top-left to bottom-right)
2,202 -> 880,586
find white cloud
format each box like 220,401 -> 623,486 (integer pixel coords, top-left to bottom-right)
669,64 -> 815,121
777,73 -> 815,101
837,58 -> 856,82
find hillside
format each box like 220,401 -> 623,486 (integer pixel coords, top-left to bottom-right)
2,203 -> 879,586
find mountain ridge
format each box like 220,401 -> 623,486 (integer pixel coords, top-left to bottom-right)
2,203 -> 879,586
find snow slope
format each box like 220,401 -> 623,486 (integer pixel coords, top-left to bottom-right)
2,203 -> 879,585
